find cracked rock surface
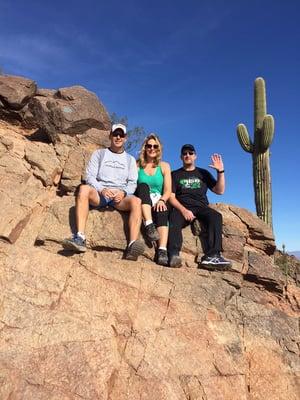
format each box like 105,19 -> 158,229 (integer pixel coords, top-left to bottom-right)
0,246 -> 299,400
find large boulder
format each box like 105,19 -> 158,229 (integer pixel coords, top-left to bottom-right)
36,196 -> 276,273
0,75 -> 37,110
0,75 -> 37,128
29,86 -> 111,142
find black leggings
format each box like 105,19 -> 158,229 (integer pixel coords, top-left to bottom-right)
135,183 -> 169,227
168,206 -> 223,256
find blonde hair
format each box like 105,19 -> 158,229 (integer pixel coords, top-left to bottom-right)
138,133 -> 162,168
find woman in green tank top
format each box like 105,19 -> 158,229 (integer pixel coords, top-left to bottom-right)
135,134 -> 171,266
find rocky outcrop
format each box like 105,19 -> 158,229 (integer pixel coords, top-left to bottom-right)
29,85 -> 111,142
0,75 -> 37,110
36,196 -> 276,275
0,74 -> 299,400
0,74 -> 111,143
0,75 -> 37,127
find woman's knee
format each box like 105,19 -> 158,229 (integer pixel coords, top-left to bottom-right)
136,182 -> 150,195
135,183 -> 151,204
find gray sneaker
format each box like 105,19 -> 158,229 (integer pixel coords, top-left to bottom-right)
125,240 -> 145,261
144,223 -> 160,242
63,234 -> 86,253
200,254 -> 231,270
169,254 -> 182,268
156,249 -> 168,266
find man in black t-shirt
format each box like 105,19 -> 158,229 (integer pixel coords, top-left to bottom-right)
167,144 -> 231,269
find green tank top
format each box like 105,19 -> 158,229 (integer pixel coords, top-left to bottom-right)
138,165 -> 164,194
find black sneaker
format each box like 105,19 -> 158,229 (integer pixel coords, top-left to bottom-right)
62,234 -> 86,253
200,254 -> 231,270
144,223 -> 160,242
156,249 -> 168,266
125,240 -> 145,261
169,254 -> 182,268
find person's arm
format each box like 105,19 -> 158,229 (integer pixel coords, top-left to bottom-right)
169,193 -> 195,221
209,153 -> 225,195
154,162 -> 171,211
85,149 -> 105,193
124,155 -> 138,195
160,162 -> 172,202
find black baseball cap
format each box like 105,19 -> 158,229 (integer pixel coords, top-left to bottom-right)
181,144 -> 196,154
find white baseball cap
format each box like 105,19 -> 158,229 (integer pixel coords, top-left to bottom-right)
111,123 -> 127,134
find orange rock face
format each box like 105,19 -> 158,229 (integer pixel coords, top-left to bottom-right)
0,75 -> 299,400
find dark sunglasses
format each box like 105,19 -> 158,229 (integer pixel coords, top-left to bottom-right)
112,131 -> 126,138
146,144 -> 159,150
182,151 -> 195,156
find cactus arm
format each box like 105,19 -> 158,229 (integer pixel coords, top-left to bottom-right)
258,114 -> 275,153
254,77 -> 266,129
237,124 -> 254,153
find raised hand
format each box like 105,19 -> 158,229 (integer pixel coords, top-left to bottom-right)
209,153 -> 224,172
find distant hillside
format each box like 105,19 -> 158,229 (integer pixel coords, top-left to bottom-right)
289,251 -> 300,260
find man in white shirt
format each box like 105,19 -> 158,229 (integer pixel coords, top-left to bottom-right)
63,123 -> 144,260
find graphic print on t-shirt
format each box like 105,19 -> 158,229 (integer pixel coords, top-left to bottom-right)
104,160 -> 126,170
172,167 -> 217,209
179,177 -> 201,189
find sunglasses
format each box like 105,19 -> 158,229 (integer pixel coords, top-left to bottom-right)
146,144 -> 159,150
182,151 -> 195,156
112,131 -> 126,138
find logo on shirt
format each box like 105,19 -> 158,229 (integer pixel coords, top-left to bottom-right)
104,160 -> 126,170
179,177 -> 201,189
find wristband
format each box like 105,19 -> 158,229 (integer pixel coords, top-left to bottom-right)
217,170 -> 225,174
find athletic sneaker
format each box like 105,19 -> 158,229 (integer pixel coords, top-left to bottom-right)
125,240 -> 145,261
156,249 -> 168,266
169,254 -> 182,268
200,254 -> 231,270
62,234 -> 86,253
144,223 -> 160,242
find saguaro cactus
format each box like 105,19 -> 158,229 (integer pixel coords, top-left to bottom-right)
237,77 -> 275,229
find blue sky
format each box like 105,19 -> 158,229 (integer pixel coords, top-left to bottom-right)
1,0 -> 299,251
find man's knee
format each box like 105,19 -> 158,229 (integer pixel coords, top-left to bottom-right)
129,195 -> 142,209
208,209 -> 223,225
77,184 -> 97,203
77,184 -> 91,199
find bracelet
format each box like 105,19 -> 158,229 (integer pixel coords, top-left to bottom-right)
159,198 -> 166,203
217,170 -> 225,174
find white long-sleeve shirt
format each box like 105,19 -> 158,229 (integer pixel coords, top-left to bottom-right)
85,148 -> 138,195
